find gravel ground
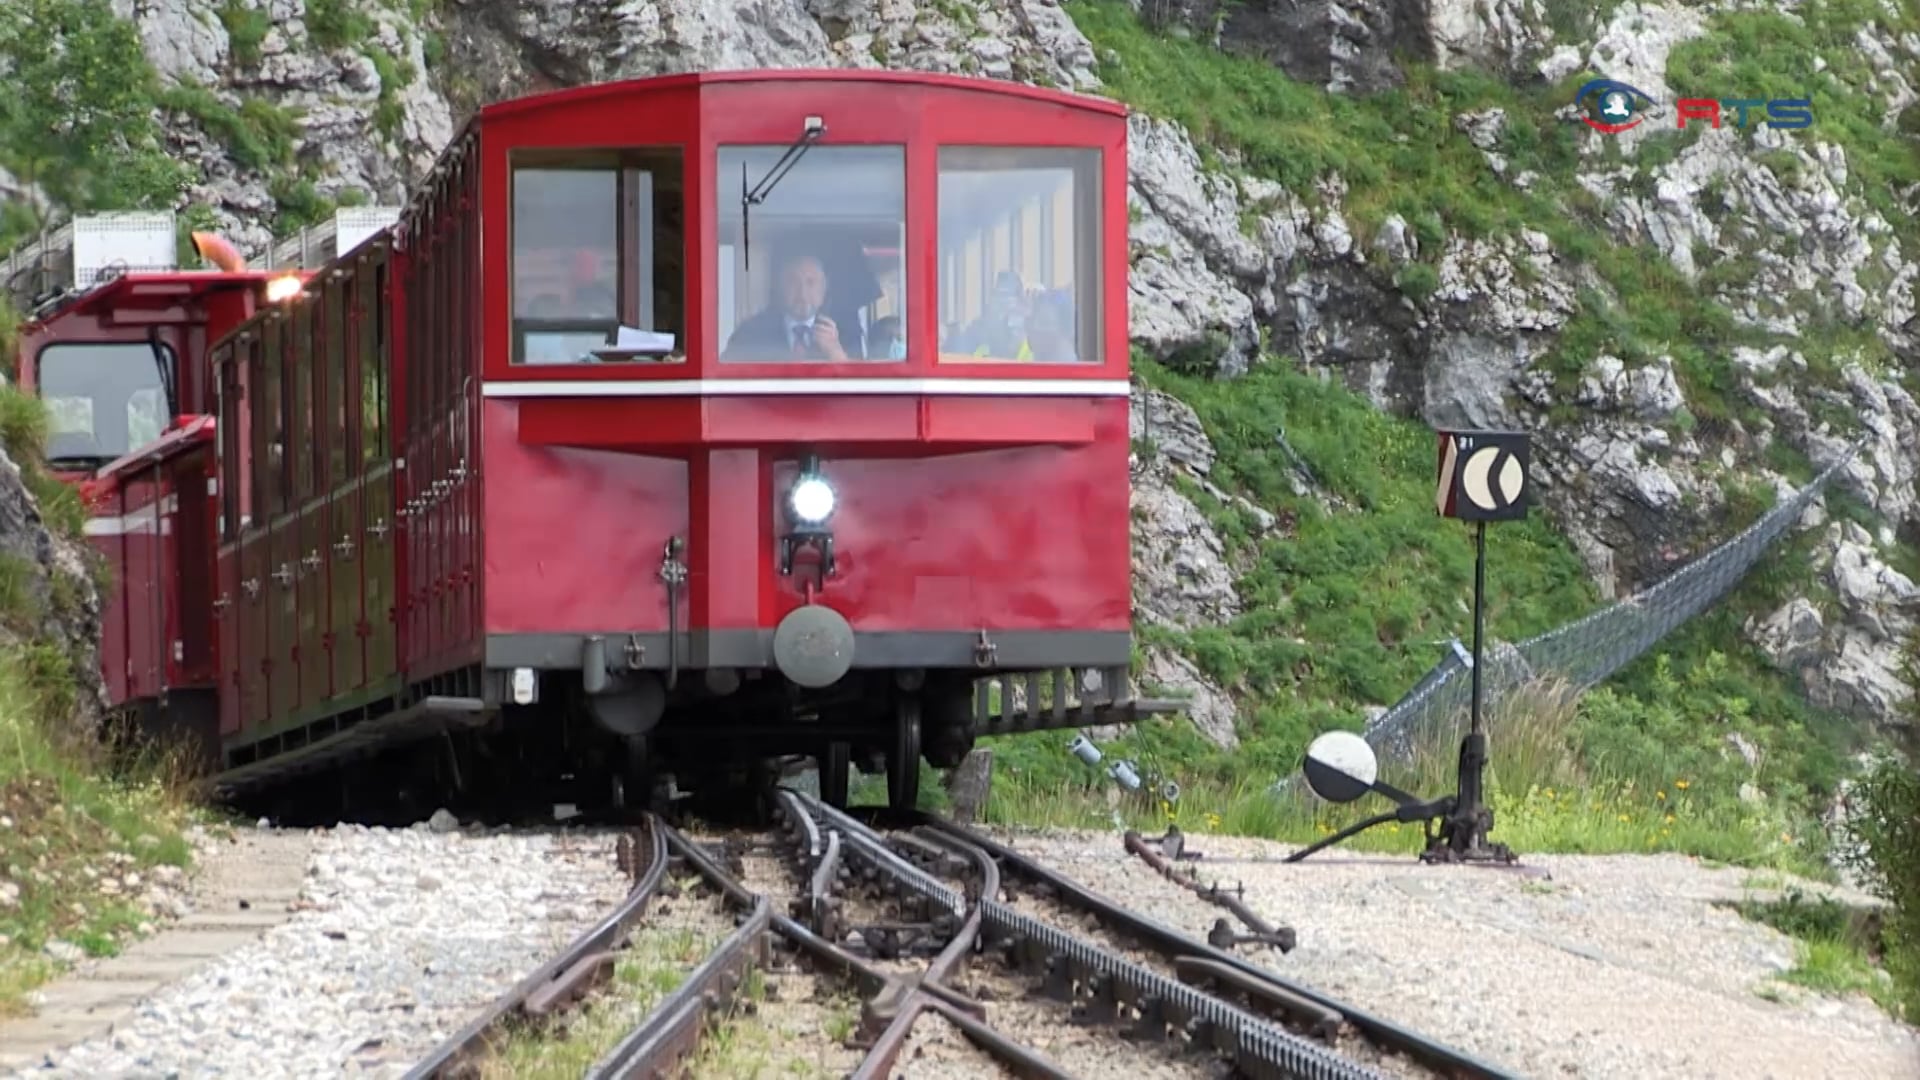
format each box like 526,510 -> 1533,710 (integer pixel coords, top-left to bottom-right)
13,821 -> 630,1079
894,1012 -> 1016,1079
989,827 -> 1920,1080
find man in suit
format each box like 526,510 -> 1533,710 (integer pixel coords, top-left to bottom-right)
722,252 -> 865,360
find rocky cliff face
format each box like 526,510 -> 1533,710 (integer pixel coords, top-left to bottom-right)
66,0 -> 1920,749
0,432 -> 107,734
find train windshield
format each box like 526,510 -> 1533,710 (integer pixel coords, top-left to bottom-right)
35,343 -> 173,468
715,144 -> 906,363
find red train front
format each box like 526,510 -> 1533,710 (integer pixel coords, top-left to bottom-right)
8,71 -> 1166,816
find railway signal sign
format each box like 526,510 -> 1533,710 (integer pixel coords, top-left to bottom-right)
1435,430 -> 1530,522
1292,428 -> 1539,870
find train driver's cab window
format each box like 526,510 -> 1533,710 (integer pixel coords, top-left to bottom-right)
937,147 -> 1101,364
715,144 -> 905,363
509,149 -> 686,365
35,342 -> 173,469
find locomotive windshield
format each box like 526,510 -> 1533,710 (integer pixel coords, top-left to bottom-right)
716,144 -> 905,363
35,342 -> 173,467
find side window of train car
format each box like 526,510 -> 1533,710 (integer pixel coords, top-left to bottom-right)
715,145 -> 905,363
508,149 -> 686,365
290,301 -> 315,506
33,342 -> 176,468
364,260 -> 388,464
254,322 -> 284,519
936,147 -> 1102,365
214,344 -> 233,540
327,276 -> 349,490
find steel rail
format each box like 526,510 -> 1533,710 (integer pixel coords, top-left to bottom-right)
918,815 -> 1523,1080
582,896 -> 773,1080
823,798 -> 1385,1080
665,806 -> 1073,1080
402,817 -> 669,1080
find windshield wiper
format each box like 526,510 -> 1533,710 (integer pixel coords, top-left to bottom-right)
46,454 -> 114,473
740,118 -> 826,271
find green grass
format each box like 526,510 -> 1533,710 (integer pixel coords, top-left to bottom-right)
962,349 -> 1865,873
0,638 -> 197,1015
1065,0 -> 1912,429
1729,887 -> 1907,1018
981,677 -> 1834,876
484,907 -> 720,1078
0,385 -> 196,1014
1021,0 -> 1914,872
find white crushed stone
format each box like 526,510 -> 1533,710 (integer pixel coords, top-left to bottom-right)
991,828 -> 1920,1080
15,823 -> 630,1078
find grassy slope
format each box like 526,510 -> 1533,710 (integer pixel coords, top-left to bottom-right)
0,378 -> 195,1014
975,0 -> 1916,879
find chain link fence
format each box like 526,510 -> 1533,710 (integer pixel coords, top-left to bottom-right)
1321,436 -> 1870,771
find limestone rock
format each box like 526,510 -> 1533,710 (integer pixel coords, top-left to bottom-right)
0,445 -> 106,733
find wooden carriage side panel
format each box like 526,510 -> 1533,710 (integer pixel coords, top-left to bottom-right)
214,341 -> 244,734
398,225 -> 422,675
262,310 -> 292,721
332,257 -> 366,698
121,470 -> 160,701
366,252 -> 400,688
455,154 -> 482,667
91,485 -> 129,707
169,447 -> 215,687
416,195 -> 441,673
241,329 -> 272,728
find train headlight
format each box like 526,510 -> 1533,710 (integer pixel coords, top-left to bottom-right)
788,475 -> 835,526
264,274 -> 303,303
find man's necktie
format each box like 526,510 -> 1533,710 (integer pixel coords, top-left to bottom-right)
791,324 -> 809,357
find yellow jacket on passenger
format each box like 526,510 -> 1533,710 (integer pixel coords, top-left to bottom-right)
972,340 -> 1034,361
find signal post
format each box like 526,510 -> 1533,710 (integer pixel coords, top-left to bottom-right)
1288,428 -> 1535,870
1425,429 -> 1530,865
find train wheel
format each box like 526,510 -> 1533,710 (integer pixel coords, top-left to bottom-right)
822,741 -> 851,809
888,696 -> 922,813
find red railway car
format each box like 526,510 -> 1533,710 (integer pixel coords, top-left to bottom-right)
8,71 -> 1169,817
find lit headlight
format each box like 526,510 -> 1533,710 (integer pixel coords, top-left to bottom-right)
789,476 -> 835,525
264,274 -> 303,303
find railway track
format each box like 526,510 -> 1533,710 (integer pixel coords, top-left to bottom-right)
403,795 -> 1519,1079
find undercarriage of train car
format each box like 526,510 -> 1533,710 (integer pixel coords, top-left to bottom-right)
216,652 -> 1163,827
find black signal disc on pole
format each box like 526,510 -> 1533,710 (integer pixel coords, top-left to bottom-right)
1435,430 -> 1530,523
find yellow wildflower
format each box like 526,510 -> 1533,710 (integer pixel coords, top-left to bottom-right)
1656,790 -> 1666,801
1204,812 -> 1222,830
1617,814 -> 1630,823
1675,779 -> 1690,791
1664,813 -> 1675,824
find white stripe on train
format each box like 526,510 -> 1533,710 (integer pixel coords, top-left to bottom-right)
479,378 -> 1134,398
79,381 -> 1121,534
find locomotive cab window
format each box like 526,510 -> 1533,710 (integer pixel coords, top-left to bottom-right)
34,342 -> 174,468
937,147 -> 1101,364
509,149 -> 686,365
715,144 -> 905,363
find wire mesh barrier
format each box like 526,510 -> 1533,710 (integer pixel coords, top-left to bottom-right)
1276,436 -> 1870,784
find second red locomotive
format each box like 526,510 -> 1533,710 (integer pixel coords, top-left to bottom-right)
6,70 -> 1167,817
